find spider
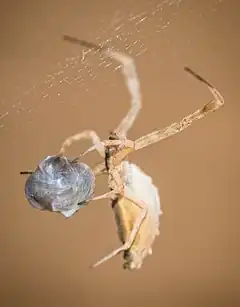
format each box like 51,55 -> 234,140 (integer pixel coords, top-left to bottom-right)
21,35 -> 224,270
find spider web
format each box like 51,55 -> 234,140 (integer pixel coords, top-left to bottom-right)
0,0 -> 224,135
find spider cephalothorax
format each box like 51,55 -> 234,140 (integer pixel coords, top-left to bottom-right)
21,35 -> 224,270
105,131 -> 121,171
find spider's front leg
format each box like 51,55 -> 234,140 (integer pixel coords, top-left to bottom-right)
134,67 -> 224,151
63,35 -> 142,139
59,130 -> 105,157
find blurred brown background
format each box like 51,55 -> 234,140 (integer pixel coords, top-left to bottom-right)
0,0 -> 239,306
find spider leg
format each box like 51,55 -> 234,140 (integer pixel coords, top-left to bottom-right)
106,50 -> 142,139
81,143 -> 104,156
63,35 -> 142,139
81,139 -> 135,156
81,140 -> 122,157
88,165 -> 124,201
59,130 -> 105,157
94,167 -> 108,176
134,67 -> 224,151
90,191 -> 116,201
92,194 -> 147,269
93,162 -> 107,176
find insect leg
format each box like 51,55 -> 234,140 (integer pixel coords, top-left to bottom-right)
59,130 -> 105,157
133,67 -> 224,151
92,195 -> 147,268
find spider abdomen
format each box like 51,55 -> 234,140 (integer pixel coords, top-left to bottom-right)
113,161 -> 162,270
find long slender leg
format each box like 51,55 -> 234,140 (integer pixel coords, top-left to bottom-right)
81,139 -> 135,156
92,144 -> 135,176
109,50 -> 141,138
133,67 -> 224,151
90,191 -> 116,201
63,35 -> 142,139
59,130 -> 105,157
92,194 -> 148,268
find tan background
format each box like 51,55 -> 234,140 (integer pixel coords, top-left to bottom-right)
0,0 -> 239,306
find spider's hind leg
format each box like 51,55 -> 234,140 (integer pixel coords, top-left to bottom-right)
92,194 -> 148,269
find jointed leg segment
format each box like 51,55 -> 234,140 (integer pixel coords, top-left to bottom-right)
76,177 -> 148,268
59,130 -> 105,157
63,35 -> 142,139
91,193 -> 148,268
130,67 -> 224,151
81,139 -> 135,156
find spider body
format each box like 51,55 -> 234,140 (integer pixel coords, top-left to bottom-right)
24,155 -> 95,218
21,35 -> 224,270
103,134 -> 158,269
